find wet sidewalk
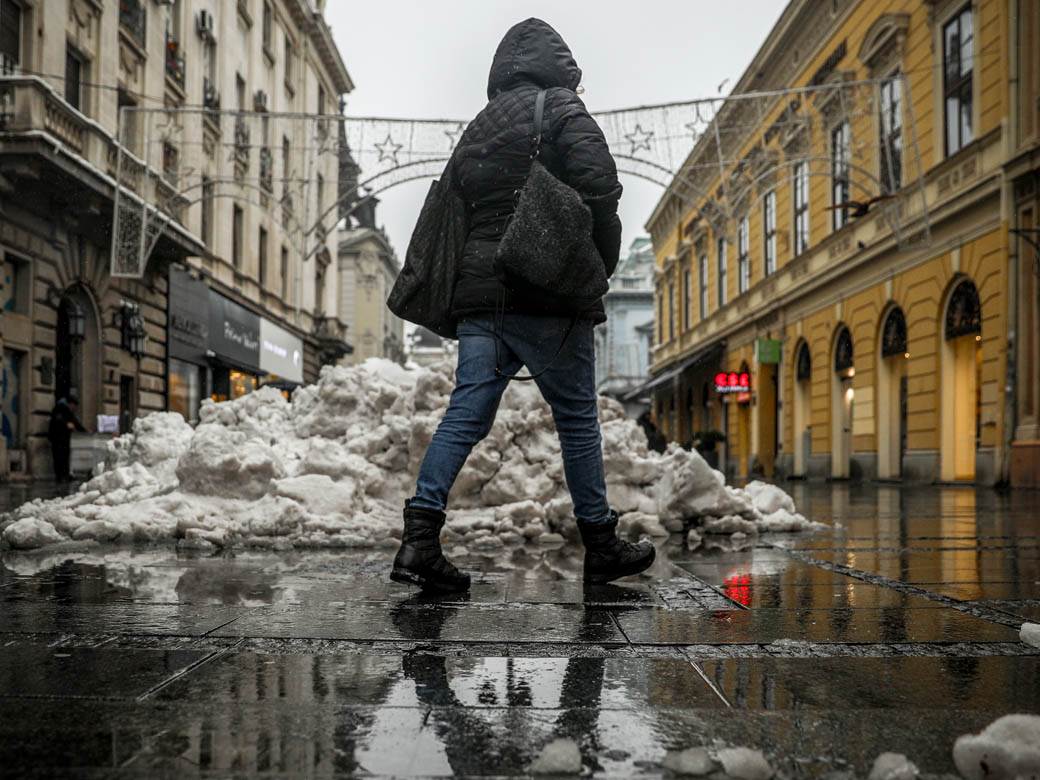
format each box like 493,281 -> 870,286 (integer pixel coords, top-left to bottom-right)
1,483 -> 1038,777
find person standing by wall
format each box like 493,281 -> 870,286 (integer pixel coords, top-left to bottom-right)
48,393 -> 86,484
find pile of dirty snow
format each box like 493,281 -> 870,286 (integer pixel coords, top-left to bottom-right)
1,359 -> 813,552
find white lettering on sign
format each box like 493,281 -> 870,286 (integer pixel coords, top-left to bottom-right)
224,321 -> 259,351
263,339 -> 288,359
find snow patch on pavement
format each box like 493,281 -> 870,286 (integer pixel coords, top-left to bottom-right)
2,359 -> 813,551
1019,622 -> 1040,649
952,714 -> 1040,780
529,738 -> 582,774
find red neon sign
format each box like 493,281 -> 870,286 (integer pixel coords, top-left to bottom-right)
714,371 -> 751,394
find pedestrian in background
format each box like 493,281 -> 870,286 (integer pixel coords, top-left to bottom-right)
392,18 -> 656,593
48,393 -> 86,483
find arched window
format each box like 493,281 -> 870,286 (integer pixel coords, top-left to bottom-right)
880,306 -> 908,357
834,326 -> 854,373
796,341 -> 812,381
945,279 -> 981,340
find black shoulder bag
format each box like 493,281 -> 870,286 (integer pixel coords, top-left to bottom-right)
492,89 -> 610,381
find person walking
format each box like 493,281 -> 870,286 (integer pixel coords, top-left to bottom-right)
392,18 -> 655,593
48,393 -> 86,483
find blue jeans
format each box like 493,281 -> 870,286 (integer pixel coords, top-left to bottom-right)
410,313 -> 610,524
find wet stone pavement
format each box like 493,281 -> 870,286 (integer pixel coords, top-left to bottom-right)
1,484 -> 1038,778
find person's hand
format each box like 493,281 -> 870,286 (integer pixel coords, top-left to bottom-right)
67,422 -> 75,431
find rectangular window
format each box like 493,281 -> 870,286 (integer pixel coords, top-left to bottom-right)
64,45 -> 84,111
716,238 -> 728,306
2,252 -> 30,314
283,37 -> 294,85
280,246 -> 289,298
831,120 -> 851,230
737,216 -> 750,294
698,254 -> 708,321
117,88 -> 140,154
258,226 -> 268,288
0,0 -> 23,71
793,161 -> 810,255
261,1 -> 272,51
232,205 -> 244,270
667,281 -> 675,341
235,73 -> 246,112
683,268 -> 691,330
282,135 -> 292,199
763,190 -> 777,276
943,6 -> 974,156
315,265 -> 326,315
880,76 -> 903,192
201,177 -> 214,247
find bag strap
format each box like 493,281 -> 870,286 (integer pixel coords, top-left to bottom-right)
530,89 -> 547,160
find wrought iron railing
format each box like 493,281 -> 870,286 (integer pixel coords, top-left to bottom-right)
119,0 -> 147,48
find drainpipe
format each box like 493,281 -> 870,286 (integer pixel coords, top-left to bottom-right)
1001,0 -> 1021,488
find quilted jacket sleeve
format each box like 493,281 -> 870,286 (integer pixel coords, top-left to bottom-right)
547,92 -> 624,277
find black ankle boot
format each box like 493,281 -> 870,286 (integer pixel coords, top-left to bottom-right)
391,502 -> 471,593
578,510 -> 656,585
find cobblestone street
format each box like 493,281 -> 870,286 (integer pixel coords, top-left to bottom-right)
1,483 -> 1037,777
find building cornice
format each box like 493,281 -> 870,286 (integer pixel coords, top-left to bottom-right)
282,0 -> 354,94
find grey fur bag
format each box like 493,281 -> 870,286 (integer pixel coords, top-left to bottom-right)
494,91 -> 609,309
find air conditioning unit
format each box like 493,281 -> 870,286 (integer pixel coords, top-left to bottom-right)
253,90 -> 268,112
196,10 -> 215,40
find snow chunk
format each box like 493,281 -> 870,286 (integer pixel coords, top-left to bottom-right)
662,747 -> 715,775
1020,622 -> 1040,649
715,747 -> 773,780
3,518 -> 65,549
529,738 -> 582,774
953,714 -> 1040,780
867,752 -> 918,780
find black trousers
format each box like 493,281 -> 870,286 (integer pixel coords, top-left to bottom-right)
51,441 -> 70,481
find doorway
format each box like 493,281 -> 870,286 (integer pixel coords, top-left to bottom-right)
793,341 -> 812,476
940,279 -> 982,482
54,287 -> 100,424
831,325 -> 854,479
878,306 -> 909,479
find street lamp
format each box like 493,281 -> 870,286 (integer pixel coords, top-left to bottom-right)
114,300 -> 147,358
66,300 -> 86,342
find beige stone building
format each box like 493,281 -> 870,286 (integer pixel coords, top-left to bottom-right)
0,0 -> 352,478
337,215 -> 405,366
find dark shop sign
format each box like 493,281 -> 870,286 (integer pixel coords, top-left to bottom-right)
168,265 -> 210,364
208,289 -> 261,370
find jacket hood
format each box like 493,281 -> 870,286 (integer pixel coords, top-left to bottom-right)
487,18 -> 582,100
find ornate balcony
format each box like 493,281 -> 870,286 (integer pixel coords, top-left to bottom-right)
165,33 -> 185,91
119,0 -> 147,50
233,115 -> 250,175
314,315 -> 352,366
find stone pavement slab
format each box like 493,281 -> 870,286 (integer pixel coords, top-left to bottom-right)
0,603 -> 244,637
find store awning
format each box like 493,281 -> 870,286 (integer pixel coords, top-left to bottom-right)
622,340 -> 726,402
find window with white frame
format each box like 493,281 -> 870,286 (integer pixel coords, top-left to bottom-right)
879,75 -> 903,192
698,254 -> 708,321
831,120 -> 851,230
942,5 -> 974,157
683,267 -> 691,330
763,190 -> 777,276
793,161 -> 810,254
716,237 -> 728,306
737,216 -> 750,294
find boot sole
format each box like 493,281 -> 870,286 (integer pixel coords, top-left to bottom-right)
390,567 -> 470,594
583,547 -> 657,585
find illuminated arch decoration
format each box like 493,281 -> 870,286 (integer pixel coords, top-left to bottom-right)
111,76 -> 931,279
880,305 -> 908,357
944,279 -> 982,340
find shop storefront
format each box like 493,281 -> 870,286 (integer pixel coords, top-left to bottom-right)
167,266 -> 210,424
208,290 -> 262,403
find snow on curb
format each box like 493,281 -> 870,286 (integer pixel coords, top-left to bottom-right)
1,359 -> 813,552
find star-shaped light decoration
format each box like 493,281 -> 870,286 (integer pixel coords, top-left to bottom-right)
625,124 -> 654,155
444,122 -> 465,150
374,133 -> 403,165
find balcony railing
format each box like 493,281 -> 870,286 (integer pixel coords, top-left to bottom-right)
165,33 -> 185,90
233,115 -> 250,170
119,0 -> 147,49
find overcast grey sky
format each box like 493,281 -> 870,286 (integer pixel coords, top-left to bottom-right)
326,0 -> 786,261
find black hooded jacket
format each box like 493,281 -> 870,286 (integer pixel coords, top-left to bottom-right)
449,18 -> 623,324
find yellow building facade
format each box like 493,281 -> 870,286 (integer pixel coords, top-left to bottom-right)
645,0 -> 1040,487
